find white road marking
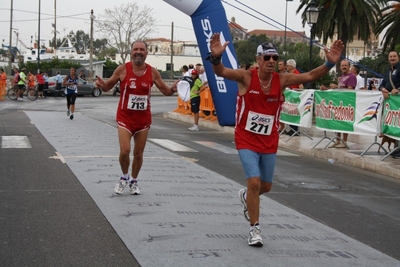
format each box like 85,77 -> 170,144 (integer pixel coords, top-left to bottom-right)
49,151 -> 67,164
149,138 -> 198,152
1,136 -> 32,148
277,150 -> 299,156
194,141 -> 238,154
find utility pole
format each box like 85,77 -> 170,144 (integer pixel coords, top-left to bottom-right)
89,9 -> 94,79
8,0 -> 13,76
170,22 -> 174,79
37,0 -> 41,74
53,0 -> 56,53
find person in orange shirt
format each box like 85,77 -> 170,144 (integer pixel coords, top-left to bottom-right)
0,68 -> 6,100
27,71 -> 35,89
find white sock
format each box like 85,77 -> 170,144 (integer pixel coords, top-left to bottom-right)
122,173 -> 129,180
250,222 -> 260,231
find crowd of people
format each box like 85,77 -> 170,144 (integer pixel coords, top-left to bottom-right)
1,69 -> 91,102
4,68 -> 50,101
179,63 -> 209,131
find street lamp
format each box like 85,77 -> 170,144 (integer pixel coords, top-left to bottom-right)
305,1 -> 319,88
306,1 -> 319,69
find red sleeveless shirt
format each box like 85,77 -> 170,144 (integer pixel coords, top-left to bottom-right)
235,70 -> 284,153
116,62 -> 153,126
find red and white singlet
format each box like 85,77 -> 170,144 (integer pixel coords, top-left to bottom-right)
116,62 -> 153,127
235,69 -> 284,154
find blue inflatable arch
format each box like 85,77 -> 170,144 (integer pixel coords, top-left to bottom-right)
163,0 -> 238,126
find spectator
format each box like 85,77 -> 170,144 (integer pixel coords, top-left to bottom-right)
351,65 -> 365,90
188,69 -> 204,131
36,72 -> 45,98
43,73 -> 49,98
198,65 -> 208,88
0,68 -> 6,100
368,79 -> 376,90
321,59 -> 356,148
277,59 -> 287,73
379,51 -> 400,158
284,59 -> 303,136
78,70 -> 86,81
188,63 -> 194,74
277,59 -> 288,132
379,51 -> 400,99
182,65 -> 190,77
16,68 -> 27,101
56,71 -> 63,93
245,63 -> 253,70
27,71 -> 35,90
286,59 -> 304,89
12,68 -> 19,88
195,63 -> 202,72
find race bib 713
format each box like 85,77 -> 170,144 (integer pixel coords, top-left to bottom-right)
127,94 -> 148,110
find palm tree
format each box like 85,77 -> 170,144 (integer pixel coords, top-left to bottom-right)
296,0 -> 384,66
375,0 -> 400,53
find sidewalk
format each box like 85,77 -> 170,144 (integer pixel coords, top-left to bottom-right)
164,111 -> 400,180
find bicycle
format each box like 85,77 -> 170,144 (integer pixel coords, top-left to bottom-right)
7,86 -> 38,101
53,88 -> 65,98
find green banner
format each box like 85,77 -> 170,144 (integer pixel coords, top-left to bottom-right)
281,90 -> 301,124
314,90 -> 356,132
382,96 -> 400,138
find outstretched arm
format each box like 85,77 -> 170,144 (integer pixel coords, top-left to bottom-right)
95,65 -> 123,92
152,67 -> 178,96
209,33 -> 248,86
281,40 -> 344,89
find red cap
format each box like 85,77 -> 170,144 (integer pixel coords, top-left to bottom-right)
191,69 -> 198,75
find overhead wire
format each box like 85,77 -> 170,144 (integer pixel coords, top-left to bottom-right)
222,0 -> 383,77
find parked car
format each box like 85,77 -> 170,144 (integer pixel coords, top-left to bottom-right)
47,75 -> 102,97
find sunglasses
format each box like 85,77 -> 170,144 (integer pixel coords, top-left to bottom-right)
261,55 -> 279,61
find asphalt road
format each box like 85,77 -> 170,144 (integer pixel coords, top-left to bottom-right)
1,95 -> 399,265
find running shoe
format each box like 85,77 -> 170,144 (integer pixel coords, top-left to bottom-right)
129,182 -> 141,195
188,125 -> 199,131
70,114 -> 74,120
114,178 -> 128,194
248,225 -> 263,247
67,110 -> 70,116
239,188 -> 250,221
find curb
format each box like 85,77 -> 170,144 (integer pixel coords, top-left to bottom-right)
164,111 -> 400,180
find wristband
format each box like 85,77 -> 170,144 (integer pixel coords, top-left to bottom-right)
207,54 -> 222,65
324,61 -> 336,69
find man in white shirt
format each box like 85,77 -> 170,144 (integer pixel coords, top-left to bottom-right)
198,65 -> 208,87
351,65 -> 365,90
182,65 -> 190,77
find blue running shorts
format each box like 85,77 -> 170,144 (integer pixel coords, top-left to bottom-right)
238,149 -> 276,183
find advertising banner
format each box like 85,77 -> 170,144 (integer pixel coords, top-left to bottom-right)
280,89 -> 314,128
381,96 -> 400,141
163,0 -> 238,126
314,90 -> 383,136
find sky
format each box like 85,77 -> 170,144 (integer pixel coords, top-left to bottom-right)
0,0 -> 308,51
